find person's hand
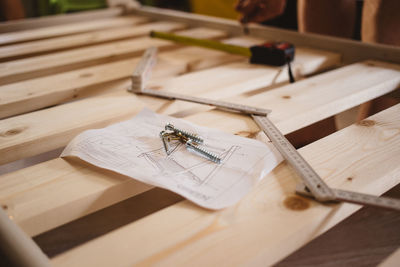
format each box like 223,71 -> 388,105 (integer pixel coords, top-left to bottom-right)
235,0 -> 286,23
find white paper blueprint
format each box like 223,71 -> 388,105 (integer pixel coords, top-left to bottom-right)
61,109 -> 282,209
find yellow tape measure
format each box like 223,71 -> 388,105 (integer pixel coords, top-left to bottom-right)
150,31 -> 251,57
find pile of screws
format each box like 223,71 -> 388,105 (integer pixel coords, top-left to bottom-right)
160,123 -> 221,164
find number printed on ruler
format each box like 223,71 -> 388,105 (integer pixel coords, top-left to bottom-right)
252,115 -> 335,201
129,48 -> 400,211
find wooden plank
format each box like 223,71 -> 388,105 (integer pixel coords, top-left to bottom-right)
0,61 -> 398,237
146,46 -> 340,117
0,43 -> 340,163
274,186 -> 400,267
51,103 -> 400,267
227,60 -> 400,135
0,27 -> 225,85
0,31 -> 238,120
379,248 -> 400,267
0,37 -> 338,118
131,6 -> 400,64
0,21 -> 188,61
0,8 -> 123,34
0,16 -> 148,46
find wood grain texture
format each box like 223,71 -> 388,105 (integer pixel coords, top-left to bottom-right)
0,61 -> 398,237
233,60 -> 400,135
33,180 -> 400,262
275,183 -> 400,266
0,32 -> 241,120
164,60 -> 400,138
34,187 -> 184,258
51,103 -> 400,267
0,27 -> 226,85
147,45 -> 340,116
379,248 -> 400,267
0,16 -> 148,46
0,42 -> 340,164
0,21 -> 186,61
0,7 -> 123,34
0,8 -> 398,266
0,37 -> 255,164
132,5 -> 400,64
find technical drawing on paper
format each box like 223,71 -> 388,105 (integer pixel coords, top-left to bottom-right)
138,141 -> 240,187
61,108 -> 281,209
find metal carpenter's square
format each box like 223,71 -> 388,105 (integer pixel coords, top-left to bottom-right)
128,48 -> 400,211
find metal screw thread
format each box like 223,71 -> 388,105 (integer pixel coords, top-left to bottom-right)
186,140 -> 221,164
159,131 -> 171,155
165,123 -> 204,144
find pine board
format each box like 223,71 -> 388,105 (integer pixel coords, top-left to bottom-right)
0,21 -> 186,61
51,103 -> 400,267
0,9 -> 399,266
0,61 -> 399,237
0,27 -> 225,85
0,42 -> 341,164
0,7 -> 123,34
0,16 -> 147,46
0,34 -> 248,119
146,46 -> 340,116
379,248 -> 400,267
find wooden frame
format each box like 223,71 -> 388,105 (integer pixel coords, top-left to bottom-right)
131,6 -> 400,64
0,7 -> 124,33
0,6 -> 399,266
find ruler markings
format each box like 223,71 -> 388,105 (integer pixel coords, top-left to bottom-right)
296,183 -> 400,211
128,47 -> 400,211
252,115 -> 335,201
132,88 -> 400,211
134,88 -> 271,116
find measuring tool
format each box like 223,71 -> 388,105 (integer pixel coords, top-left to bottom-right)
133,88 -> 271,116
128,48 -> 400,211
150,31 -> 295,83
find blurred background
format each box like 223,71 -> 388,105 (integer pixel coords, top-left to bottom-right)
0,0 -> 299,32
0,0 -> 204,20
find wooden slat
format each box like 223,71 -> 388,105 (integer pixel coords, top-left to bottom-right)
0,21 -> 188,61
51,103 -> 400,267
0,32 -> 239,120
0,44 -> 340,164
0,8 -> 398,265
379,248 -> 400,267
0,61 -> 398,237
147,46 -> 340,117
132,5 -> 400,64
0,8 -> 123,34
227,60 -> 400,134
0,16 -> 148,46
0,27 -> 225,85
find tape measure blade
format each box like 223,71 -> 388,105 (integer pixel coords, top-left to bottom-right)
252,115 -> 335,201
334,189 -> 400,211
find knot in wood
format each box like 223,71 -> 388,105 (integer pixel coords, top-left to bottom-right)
284,196 -> 310,211
235,131 -> 258,138
0,126 -> 27,137
357,120 -> 376,127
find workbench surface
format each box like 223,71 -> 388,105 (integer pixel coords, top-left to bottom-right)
0,6 -> 399,267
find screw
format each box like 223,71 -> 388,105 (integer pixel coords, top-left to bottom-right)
165,123 -> 203,144
160,131 -> 171,155
185,140 -> 221,164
